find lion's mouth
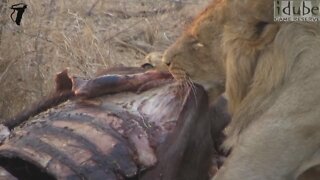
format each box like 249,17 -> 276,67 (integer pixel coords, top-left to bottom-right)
167,66 -> 200,98
168,63 -> 188,81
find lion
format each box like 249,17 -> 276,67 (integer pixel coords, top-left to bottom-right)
162,0 -> 320,179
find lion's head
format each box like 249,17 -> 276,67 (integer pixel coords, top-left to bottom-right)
163,0 -> 320,179
163,0 -> 227,102
163,0 -> 279,111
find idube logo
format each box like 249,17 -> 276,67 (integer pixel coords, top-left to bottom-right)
274,0 -> 320,21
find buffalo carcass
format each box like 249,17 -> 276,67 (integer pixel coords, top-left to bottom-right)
0,67 -> 229,180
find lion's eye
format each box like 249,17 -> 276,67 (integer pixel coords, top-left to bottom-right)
191,39 -> 204,49
255,21 -> 268,35
193,42 -> 204,49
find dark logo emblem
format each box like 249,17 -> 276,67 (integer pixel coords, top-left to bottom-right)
10,3 -> 27,26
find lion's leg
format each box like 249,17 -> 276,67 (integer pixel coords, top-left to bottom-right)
213,115 -> 320,180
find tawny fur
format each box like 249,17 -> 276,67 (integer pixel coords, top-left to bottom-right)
163,0 -> 227,102
163,0 -> 320,179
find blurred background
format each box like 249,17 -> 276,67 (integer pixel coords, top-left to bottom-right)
0,0 -> 210,120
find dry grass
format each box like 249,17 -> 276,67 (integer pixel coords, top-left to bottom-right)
0,0 -> 210,120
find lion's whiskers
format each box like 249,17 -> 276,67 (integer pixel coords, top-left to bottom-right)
169,68 -> 198,106
175,80 -> 188,103
186,77 -> 198,107
176,76 -> 199,107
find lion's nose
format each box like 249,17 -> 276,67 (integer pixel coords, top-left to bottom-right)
162,56 -> 171,67
162,50 -> 174,67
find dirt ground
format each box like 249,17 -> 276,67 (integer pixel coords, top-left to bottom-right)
0,0 -> 211,120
